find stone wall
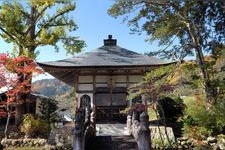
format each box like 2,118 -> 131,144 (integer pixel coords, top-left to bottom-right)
150,126 -> 176,149
1,138 -> 47,147
177,135 -> 225,150
0,123 -> 74,150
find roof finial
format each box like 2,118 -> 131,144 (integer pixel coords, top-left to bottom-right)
104,35 -> 117,46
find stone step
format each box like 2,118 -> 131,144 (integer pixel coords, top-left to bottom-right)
96,123 -> 130,136
86,136 -> 137,150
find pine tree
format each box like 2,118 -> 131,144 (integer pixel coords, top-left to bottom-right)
108,1 -> 225,103
38,98 -> 59,125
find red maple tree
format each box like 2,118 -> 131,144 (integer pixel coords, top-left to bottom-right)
0,53 -> 42,137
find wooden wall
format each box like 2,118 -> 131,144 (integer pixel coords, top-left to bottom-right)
77,75 -> 143,108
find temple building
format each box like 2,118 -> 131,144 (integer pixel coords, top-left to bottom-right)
38,35 -> 172,122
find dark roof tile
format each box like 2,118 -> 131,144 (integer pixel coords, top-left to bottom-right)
38,45 -> 171,68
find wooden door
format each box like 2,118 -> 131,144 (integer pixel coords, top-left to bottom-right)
95,87 -> 127,123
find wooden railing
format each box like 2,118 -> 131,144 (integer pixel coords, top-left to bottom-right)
127,111 -> 151,150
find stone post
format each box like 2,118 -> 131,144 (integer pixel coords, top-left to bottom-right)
126,114 -> 132,135
84,106 -> 91,132
72,126 -> 83,150
85,105 -> 91,124
137,112 -> 151,150
132,111 -> 139,137
72,111 -> 84,150
90,111 -> 96,128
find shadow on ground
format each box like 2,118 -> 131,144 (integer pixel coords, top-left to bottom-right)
86,136 -> 138,150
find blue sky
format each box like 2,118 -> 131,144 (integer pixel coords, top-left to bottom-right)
34,0 -> 159,62
0,0 -> 160,80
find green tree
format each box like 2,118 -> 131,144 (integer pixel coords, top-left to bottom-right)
0,0 -> 85,125
108,1 -> 225,104
38,98 -> 59,125
0,0 -> 85,56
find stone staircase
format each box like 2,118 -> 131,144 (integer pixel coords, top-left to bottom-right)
86,123 -> 137,150
96,123 -> 129,136
86,136 -> 138,150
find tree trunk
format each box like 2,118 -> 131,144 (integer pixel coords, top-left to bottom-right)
172,4 -> 214,104
15,95 -> 27,126
186,22 -> 214,103
4,105 -> 12,138
15,6 -> 36,126
195,46 -> 214,103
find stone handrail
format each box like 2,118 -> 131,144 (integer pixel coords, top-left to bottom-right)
127,111 -> 151,150
72,106 -> 95,150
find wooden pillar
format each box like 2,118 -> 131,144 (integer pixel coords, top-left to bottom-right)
92,74 -> 96,125
126,72 -> 132,106
74,74 -> 79,113
93,75 -> 96,109
109,75 -> 113,119
126,71 -> 129,88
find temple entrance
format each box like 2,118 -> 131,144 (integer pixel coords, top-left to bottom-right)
80,94 -> 91,110
95,87 -> 127,123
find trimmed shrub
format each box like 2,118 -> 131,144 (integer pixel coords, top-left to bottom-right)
157,97 -> 185,123
20,114 -> 49,138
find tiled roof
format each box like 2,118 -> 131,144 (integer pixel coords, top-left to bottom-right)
38,45 -> 171,68
37,35 -> 174,86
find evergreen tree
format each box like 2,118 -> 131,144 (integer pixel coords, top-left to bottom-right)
38,98 -> 59,124
108,1 -> 225,104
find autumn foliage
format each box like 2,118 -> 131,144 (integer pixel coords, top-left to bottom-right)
0,53 -> 43,118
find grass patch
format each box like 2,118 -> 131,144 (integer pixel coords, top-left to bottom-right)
148,106 -> 158,121
182,96 -> 196,106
